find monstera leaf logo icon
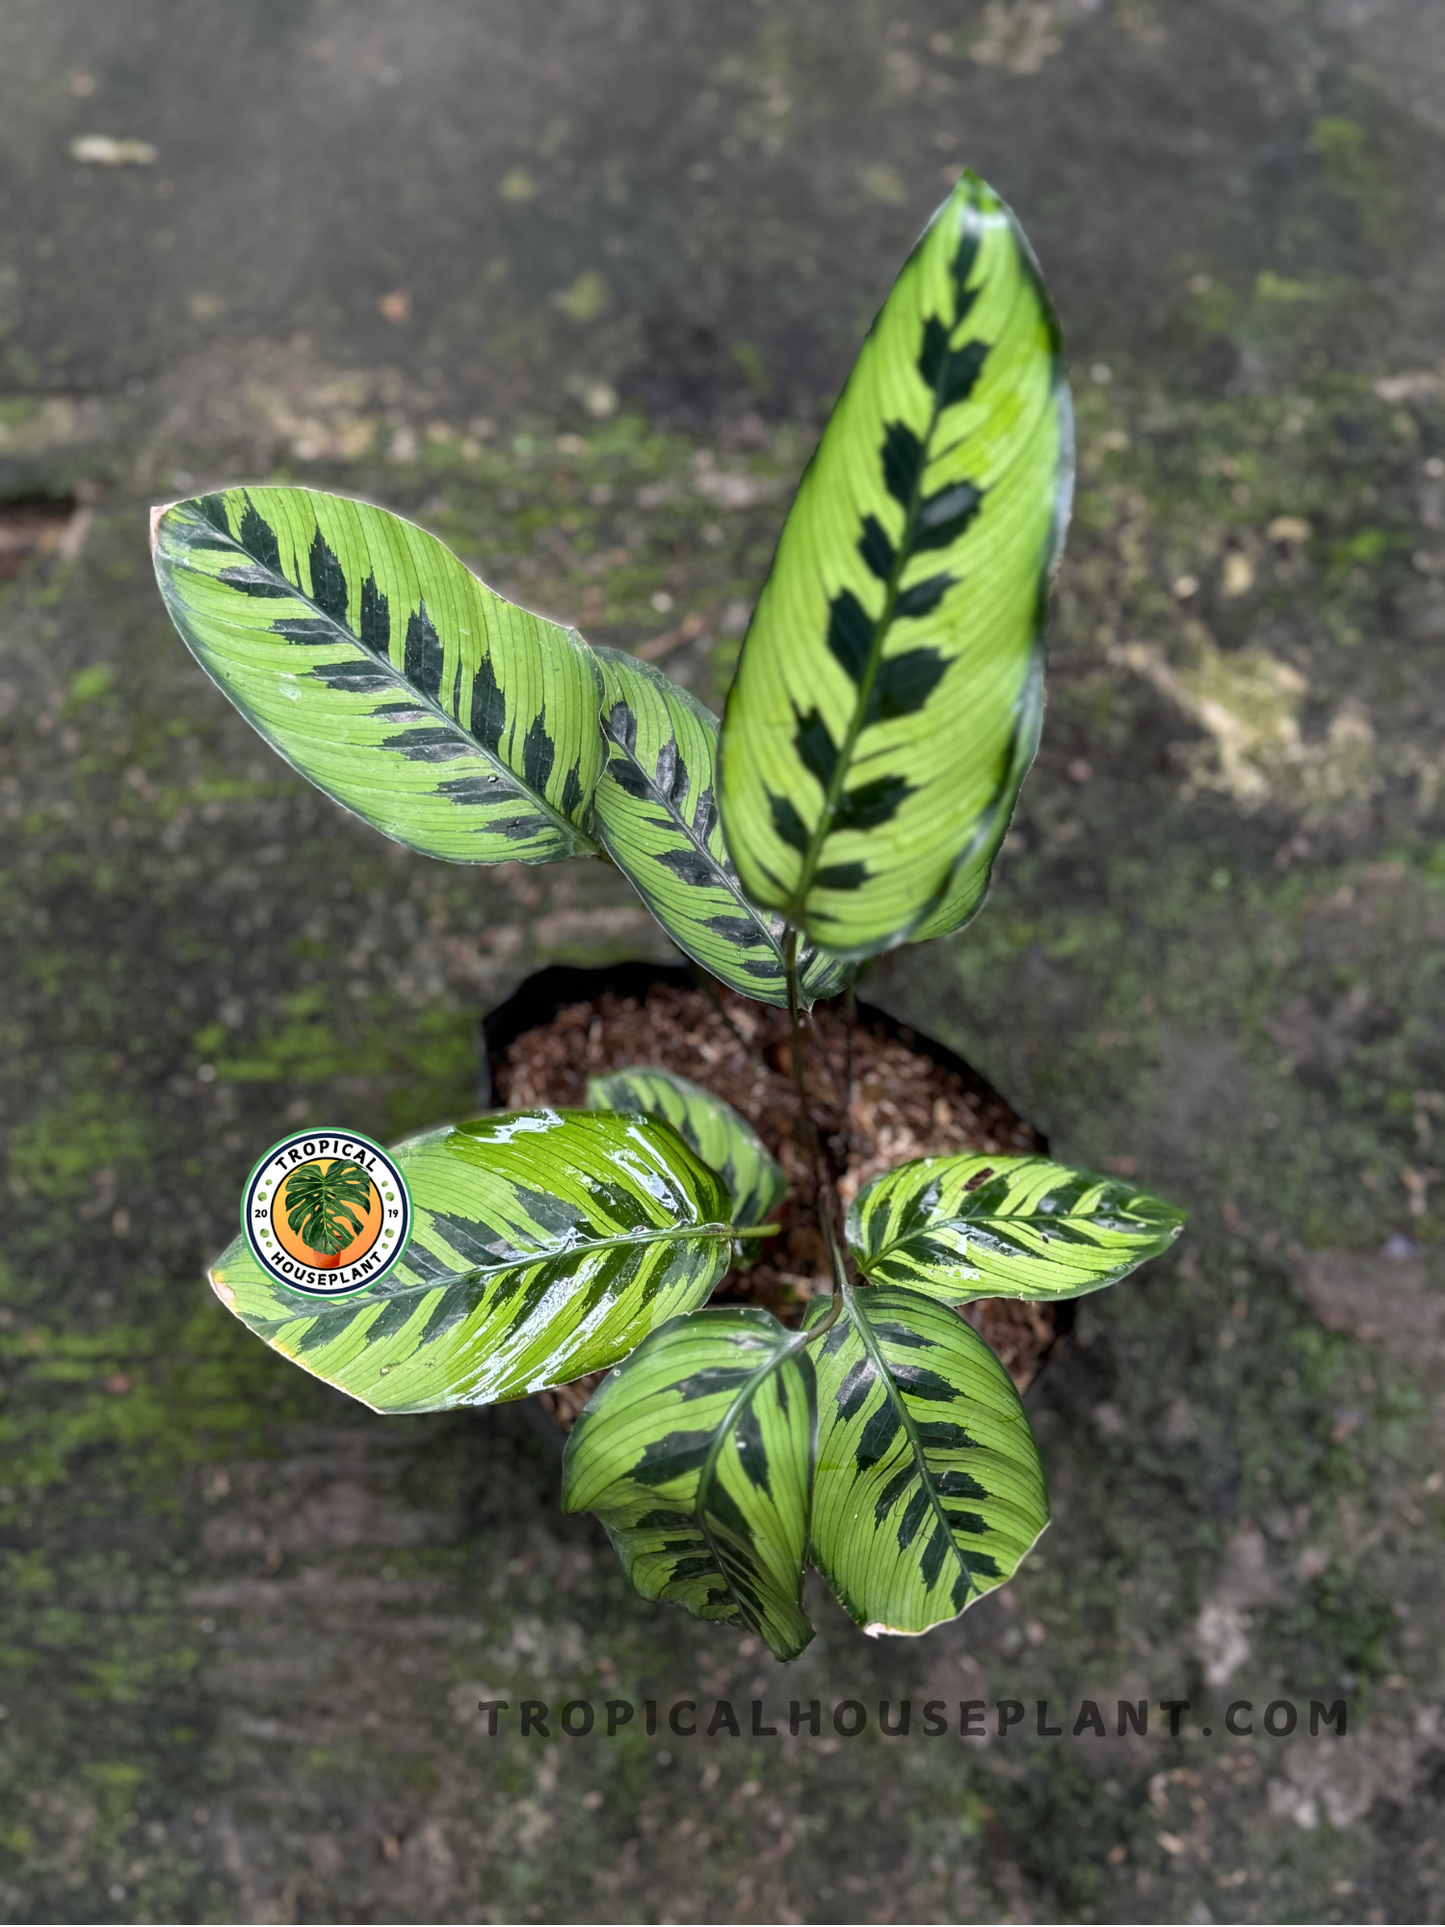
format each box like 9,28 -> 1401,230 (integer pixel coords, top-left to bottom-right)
282,1158 -> 374,1267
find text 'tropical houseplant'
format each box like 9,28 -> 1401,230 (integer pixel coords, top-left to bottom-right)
151,173 -> 1183,1659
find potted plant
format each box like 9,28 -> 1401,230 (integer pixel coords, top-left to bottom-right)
151,172 -> 1182,1660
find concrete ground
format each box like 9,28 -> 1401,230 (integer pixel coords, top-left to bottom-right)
2,0 -> 1444,1920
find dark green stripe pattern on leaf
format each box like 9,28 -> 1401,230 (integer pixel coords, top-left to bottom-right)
562,1307 -> 817,1660
848,1153 -> 1184,1302
585,1066 -> 785,1234
593,649 -> 850,1007
719,171 -> 1074,958
805,1284 -> 1048,1636
209,1111 -> 735,1412
152,486 -> 605,865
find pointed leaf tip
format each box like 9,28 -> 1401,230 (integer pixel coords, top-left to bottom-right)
208,1110 -> 737,1413
806,1283 -> 1048,1636
562,1306 -> 817,1660
149,500 -> 176,554
719,172 -> 1073,957
848,1152 -> 1185,1302
152,484 -> 607,866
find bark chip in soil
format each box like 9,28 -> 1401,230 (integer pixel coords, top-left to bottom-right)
491,979 -> 1065,1430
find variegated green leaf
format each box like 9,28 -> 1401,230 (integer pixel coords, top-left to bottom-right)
594,648 -> 851,1006
805,1283 -> 1047,1636
585,1064 -> 786,1233
561,1306 -> 816,1660
848,1153 -> 1184,1302
152,485 -> 605,865
209,1111 -> 735,1412
719,171 -> 1073,958
908,657 -> 1041,943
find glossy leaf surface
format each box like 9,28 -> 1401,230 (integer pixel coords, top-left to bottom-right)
593,648 -> 850,1006
849,1153 -> 1184,1302
153,486 -> 605,865
209,1111 -> 734,1412
719,172 -> 1073,957
805,1283 -> 1048,1636
586,1065 -> 786,1232
562,1306 -> 816,1660
907,658 -> 1041,943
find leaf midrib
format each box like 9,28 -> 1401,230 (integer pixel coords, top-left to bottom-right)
864,1205 -> 1166,1272
868,1211 -> 1120,1259
788,304 -> 959,920
695,1329 -> 811,1635
839,1281 -> 972,1609
185,496 -> 600,854
246,1221 -> 738,1314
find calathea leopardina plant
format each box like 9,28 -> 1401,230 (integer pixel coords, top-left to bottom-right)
152,173 -> 1182,1658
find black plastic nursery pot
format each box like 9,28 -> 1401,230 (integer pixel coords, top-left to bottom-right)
478,959 -> 1075,1452
480,959 -> 1050,1138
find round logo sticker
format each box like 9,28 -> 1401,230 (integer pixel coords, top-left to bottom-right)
241,1131 -> 412,1297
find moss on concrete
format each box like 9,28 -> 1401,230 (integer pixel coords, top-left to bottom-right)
3,3 -> 1445,1919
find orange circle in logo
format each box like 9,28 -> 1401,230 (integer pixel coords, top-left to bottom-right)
273,1158 -> 385,1270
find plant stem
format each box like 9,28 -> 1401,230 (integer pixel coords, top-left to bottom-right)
783,926 -> 824,1199
803,1289 -> 845,1343
784,925 -> 847,1297
802,1240 -> 849,1345
841,980 -> 857,1151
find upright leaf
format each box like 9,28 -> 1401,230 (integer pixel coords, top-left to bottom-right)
908,657 -> 1041,942
593,649 -> 850,1006
805,1283 -> 1048,1636
849,1153 -> 1184,1302
586,1064 -> 786,1233
562,1307 -> 816,1660
152,485 -> 605,865
209,1111 -> 735,1412
719,171 -> 1073,957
